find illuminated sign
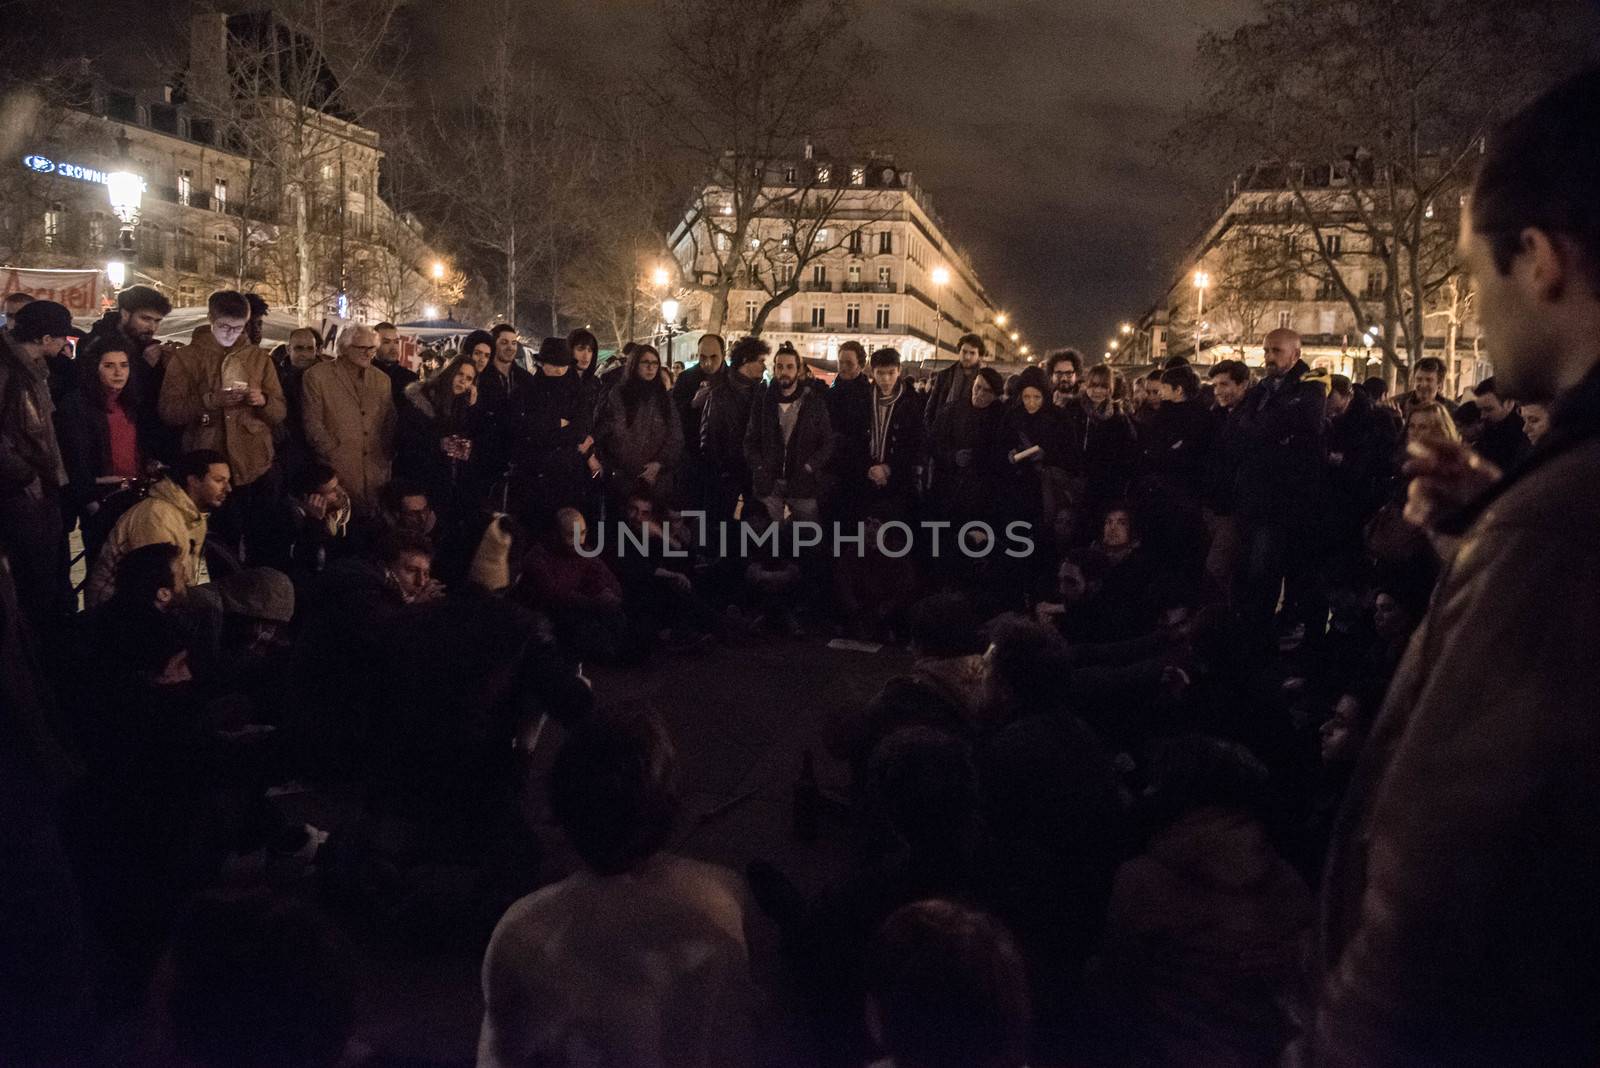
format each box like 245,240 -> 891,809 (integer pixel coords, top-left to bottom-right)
19,154 -> 146,190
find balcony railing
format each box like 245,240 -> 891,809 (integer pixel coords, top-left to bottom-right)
842,281 -> 872,293
174,255 -> 199,273
803,279 -> 834,293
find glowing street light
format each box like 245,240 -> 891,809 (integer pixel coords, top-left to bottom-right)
106,164 -> 143,287
995,311 -> 1009,328
105,260 -> 126,288
431,260 -> 446,281
1193,269 -> 1212,357
1108,339 -> 1120,352
661,297 -> 682,370
1009,331 -> 1020,343
652,266 -> 671,288
1120,322 -> 1134,336
930,265 -> 951,359
422,304 -> 438,320
1019,344 -> 1030,357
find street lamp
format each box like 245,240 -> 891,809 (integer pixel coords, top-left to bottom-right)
661,297 -> 681,369
1193,269 -> 1211,358
1120,322 -> 1134,336
106,160 -> 143,290
995,311 -> 1009,328
431,260 -> 445,281
1108,339 -> 1120,352
930,265 -> 950,361
1009,331 -> 1020,343
423,304 -> 438,320
653,266 -> 671,288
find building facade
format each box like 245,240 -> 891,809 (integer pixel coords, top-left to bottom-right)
0,13 -> 441,324
1133,162 -> 1490,391
666,151 -> 1011,368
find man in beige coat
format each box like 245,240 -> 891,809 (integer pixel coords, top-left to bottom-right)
159,290 -> 286,561
302,324 -> 397,512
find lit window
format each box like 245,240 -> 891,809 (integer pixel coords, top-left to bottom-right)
851,166 -> 865,186
746,300 -> 758,325
43,204 -> 62,246
817,228 -> 829,243
848,264 -> 861,284
817,165 -> 832,183
177,169 -> 192,206
878,266 -> 892,286
213,178 -> 227,209
1278,310 -> 1293,330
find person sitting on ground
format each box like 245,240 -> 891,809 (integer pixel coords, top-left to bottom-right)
1095,734 -> 1312,1068
478,708 -> 754,1068
609,486 -> 718,651
863,899 -> 1033,1068
265,462 -> 352,581
518,506 -> 630,664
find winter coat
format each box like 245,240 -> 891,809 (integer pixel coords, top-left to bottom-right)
1140,397 -> 1214,497
55,386 -> 149,515
84,477 -> 206,607
77,313 -> 171,461
861,378 -> 924,515
1474,408 -> 1532,473
929,400 -> 1003,522
997,402 -> 1072,527
0,333 -> 67,497
595,383 -> 684,498
744,382 -> 835,500
1314,362 -> 1600,1068
1203,403 -> 1242,516
397,379 -> 480,505
375,358 -> 419,410
700,373 -> 759,494
1102,806 -> 1312,1067
158,325 -> 286,487
923,362 -> 981,429
672,362 -> 721,457
1231,359 -> 1327,528
1324,389 -> 1397,533
1083,399 -> 1140,510
300,358 -> 397,508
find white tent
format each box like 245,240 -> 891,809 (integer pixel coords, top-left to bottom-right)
74,307 -> 479,347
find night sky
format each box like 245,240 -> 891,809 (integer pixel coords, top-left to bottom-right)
75,0 -> 1256,352
464,0 -> 1258,353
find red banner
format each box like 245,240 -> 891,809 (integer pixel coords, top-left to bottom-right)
0,266 -> 104,316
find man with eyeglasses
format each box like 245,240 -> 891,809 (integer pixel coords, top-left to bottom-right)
301,324 -> 397,511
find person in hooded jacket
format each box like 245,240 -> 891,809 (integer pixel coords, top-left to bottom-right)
996,366 -> 1071,539
398,351 -> 482,519
513,337 -> 600,526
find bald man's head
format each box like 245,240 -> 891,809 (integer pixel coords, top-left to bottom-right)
1262,329 -> 1302,375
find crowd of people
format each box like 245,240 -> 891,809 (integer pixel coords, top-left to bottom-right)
3,67 -> 1600,1068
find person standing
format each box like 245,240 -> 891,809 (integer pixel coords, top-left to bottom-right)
159,290 -> 287,563
746,341 -> 834,524
672,333 -> 725,514
864,348 -> 925,521
1230,328 -> 1328,639
301,325 -> 397,513
1395,355 -> 1455,422
700,336 -> 767,525
924,333 -> 986,431
595,343 -> 683,505
827,341 -> 874,522
1314,69 -> 1600,1067
1046,348 -> 1084,408
1469,375 -> 1533,472
0,300 -> 80,635
56,339 -> 154,567
372,321 -> 419,409
78,285 -> 177,462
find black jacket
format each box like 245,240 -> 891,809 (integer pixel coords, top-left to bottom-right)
1084,401 -> 1140,508
672,363 -> 722,458
864,378 -> 925,510
55,387 -> 151,515
1474,409 -> 1532,473
923,363 -> 980,429
1325,390 -> 1397,530
1140,397 -> 1214,495
1232,360 -> 1327,527
700,372 -> 760,487
375,358 -> 420,412
745,382 -> 835,499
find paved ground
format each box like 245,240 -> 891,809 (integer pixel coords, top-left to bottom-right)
280,633 -> 913,1066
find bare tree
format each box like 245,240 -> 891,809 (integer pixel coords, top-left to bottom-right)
643,0 -> 887,335
184,0 -> 408,323
1182,0 -> 1591,374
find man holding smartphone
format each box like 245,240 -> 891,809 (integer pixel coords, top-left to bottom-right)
159,290 -> 287,563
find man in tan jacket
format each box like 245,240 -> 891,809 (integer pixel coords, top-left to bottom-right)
301,324 -> 397,512
159,290 -> 286,561
85,449 -> 229,608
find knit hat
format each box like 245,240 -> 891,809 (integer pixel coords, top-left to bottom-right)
467,516 -> 515,592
